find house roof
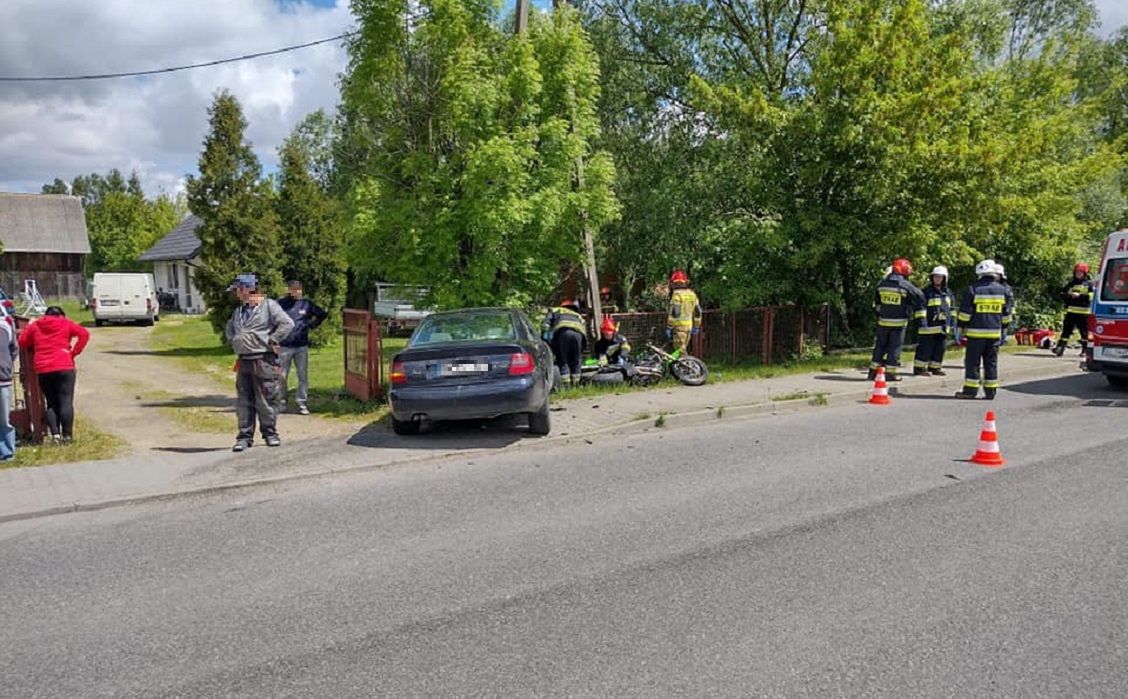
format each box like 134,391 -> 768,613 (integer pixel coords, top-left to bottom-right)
0,192 -> 92,254
140,214 -> 203,262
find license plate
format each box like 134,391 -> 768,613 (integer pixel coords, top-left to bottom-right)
442,362 -> 489,376
99,299 -> 120,306
1101,346 -> 1128,360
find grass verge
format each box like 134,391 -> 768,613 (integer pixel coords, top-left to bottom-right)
149,314 -> 402,419
4,418 -> 126,469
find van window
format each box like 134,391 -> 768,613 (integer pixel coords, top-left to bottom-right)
1100,258 -> 1128,302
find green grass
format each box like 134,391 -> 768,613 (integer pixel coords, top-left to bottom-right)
4,417 -> 126,469
149,314 -> 404,419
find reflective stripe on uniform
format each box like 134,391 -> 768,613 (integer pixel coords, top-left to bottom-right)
957,312 -> 972,322
966,329 -> 1002,339
983,380 -> 1000,389
913,359 -> 928,368
927,298 -> 943,306
964,380 -> 981,389
914,310 -> 927,319
1066,308 -> 1090,315
917,327 -> 944,335
878,318 -> 909,328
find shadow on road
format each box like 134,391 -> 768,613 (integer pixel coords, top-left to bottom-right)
1004,372 -> 1124,400
140,394 -> 232,410
347,418 -> 530,450
104,347 -> 229,358
152,446 -> 230,454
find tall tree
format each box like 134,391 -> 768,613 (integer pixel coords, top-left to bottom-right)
340,0 -> 618,309
185,90 -> 282,335
275,133 -> 346,342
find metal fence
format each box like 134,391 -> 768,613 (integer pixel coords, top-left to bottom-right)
610,303 -> 830,364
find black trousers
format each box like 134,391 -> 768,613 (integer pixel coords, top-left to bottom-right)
552,329 -> 584,378
962,338 -> 999,397
914,332 -> 947,370
38,369 -> 77,439
871,326 -> 906,374
1058,312 -> 1089,345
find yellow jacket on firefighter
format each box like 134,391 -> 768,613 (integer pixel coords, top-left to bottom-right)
667,288 -> 702,331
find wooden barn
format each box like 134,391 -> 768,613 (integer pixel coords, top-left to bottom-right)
0,192 -> 91,300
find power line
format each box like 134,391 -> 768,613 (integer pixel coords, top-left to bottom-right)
0,32 -> 355,82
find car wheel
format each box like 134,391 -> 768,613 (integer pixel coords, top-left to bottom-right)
94,319 -> 106,328
391,417 -> 421,436
551,365 -> 562,392
1107,374 -> 1128,390
528,399 -> 551,436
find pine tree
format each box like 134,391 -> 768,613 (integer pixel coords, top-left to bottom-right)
275,135 -> 346,343
186,90 -> 282,335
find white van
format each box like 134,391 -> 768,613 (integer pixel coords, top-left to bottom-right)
91,272 -> 160,327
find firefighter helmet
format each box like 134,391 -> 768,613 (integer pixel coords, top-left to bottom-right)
1074,262 -> 1090,275
891,258 -> 913,276
670,270 -> 689,286
930,266 -> 948,278
560,299 -> 579,310
975,259 -> 997,277
600,317 -> 617,337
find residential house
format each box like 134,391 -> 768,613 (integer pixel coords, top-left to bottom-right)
140,214 -> 206,314
0,192 -> 91,300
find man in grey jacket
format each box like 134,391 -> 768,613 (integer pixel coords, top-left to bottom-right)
0,314 -> 17,461
225,274 -> 294,452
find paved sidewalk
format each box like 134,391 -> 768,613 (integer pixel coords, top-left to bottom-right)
0,350 -> 1088,522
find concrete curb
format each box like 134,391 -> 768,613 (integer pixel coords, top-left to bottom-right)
0,360 -> 1082,525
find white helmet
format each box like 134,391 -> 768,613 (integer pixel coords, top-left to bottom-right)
930,266 -> 948,278
994,262 -> 1006,277
975,259 -> 997,277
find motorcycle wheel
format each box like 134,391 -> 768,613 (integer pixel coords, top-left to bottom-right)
671,356 -> 708,386
630,354 -> 665,387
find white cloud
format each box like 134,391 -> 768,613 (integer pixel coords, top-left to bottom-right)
0,0 -> 352,196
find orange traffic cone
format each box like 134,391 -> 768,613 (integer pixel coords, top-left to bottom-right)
969,410 -> 1005,467
869,367 -> 891,405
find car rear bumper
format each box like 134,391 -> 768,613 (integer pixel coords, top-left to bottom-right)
390,375 -> 547,422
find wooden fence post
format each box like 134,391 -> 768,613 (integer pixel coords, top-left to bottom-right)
762,308 -> 775,364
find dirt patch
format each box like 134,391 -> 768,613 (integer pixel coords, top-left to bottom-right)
73,324 -> 365,453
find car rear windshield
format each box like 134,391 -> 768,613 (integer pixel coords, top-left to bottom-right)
410,312 -> 518,346
1101,258 -> 1128,302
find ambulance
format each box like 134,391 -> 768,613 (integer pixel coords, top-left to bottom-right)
1086,228 -> 1128,388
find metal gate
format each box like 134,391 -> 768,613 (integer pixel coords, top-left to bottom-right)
343,309 -> 384,402
10,316 -> 47,444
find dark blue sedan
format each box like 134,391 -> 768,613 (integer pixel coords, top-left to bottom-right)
388,308 -> 555,435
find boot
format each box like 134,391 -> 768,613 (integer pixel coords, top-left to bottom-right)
867,369 -> 877,381
1052,342 -> 1065,357
913,367 -> 928,376
984,389 -> 997,401
1079,342 -> 1088,357
929,367 -> 947,376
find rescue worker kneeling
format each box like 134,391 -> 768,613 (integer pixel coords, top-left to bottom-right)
594,317 -> 631,367
666,270 -> 702,353
913,266 -> 955,376
543,300 -> 587,387
870,258 -> 925,382
955,259 -> 1014,400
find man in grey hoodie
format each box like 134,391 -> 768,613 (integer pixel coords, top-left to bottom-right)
225,274 -> 294,452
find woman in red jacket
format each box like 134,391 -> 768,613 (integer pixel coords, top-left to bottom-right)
18,306 -> 90,443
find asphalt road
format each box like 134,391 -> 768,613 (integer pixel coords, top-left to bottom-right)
2,371 -> 1126,697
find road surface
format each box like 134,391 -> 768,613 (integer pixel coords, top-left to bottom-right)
2,371 -> 1126,696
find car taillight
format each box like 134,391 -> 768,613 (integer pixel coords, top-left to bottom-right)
390,361 -> 407,384
147,298 -> 153,311
508,352 -> 535,376
91,298 -> 97,309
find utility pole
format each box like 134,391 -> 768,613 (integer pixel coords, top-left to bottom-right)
517,0 -> 603,326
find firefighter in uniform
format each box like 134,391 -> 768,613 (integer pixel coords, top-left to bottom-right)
594,317 -> 631,366
1052,262 -> 1093,357
666,270 -> 702,353
955,259 -> 1013,400
913,265 -> 955,376
870,258 -> 925,382
542,300 -> 587,387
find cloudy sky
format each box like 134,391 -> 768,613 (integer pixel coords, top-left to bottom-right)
0,0 -> 1124,198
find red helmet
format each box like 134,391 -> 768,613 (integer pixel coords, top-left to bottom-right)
670,270 -> 689,286
891,258 -> 913,276
600,317 -> 617,336
560,299 -> 579,310
1074,262 -> 1090,275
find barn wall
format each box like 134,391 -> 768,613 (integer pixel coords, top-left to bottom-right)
0,252 -> 87,300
